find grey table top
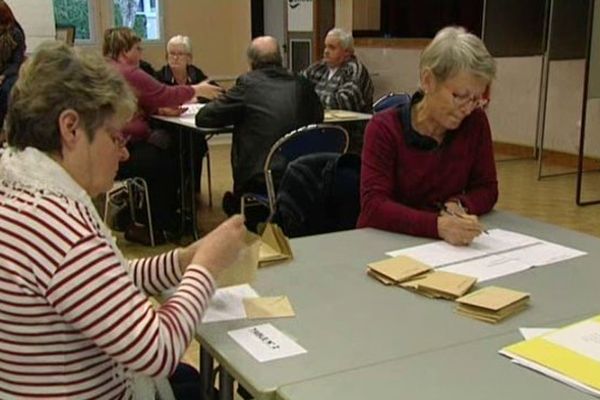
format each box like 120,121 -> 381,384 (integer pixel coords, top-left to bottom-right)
276,315 -> 597,400
196,211 -> 600,399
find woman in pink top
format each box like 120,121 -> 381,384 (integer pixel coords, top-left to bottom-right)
103,27 -> 222,244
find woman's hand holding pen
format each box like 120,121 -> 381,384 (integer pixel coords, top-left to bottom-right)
438,213 -> 483,246
437,201 -> 485,246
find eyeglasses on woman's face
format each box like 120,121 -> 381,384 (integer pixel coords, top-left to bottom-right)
168,51 -> 190,59
450,91 -> 488,110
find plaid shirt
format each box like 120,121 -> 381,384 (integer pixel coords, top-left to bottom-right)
302,56 -> 374,113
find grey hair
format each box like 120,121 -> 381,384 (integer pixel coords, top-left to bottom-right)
167,35 -> 192,54
419,26 -> 496,83
246,36 -> 282,70
327,28 -> 354,53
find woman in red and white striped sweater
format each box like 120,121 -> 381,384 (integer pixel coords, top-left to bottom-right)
0,41 -> 246,399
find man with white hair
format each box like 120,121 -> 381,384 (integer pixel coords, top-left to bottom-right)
302,28 -> 374,113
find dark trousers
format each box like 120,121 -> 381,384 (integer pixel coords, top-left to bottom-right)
168,363 -> 203,400
118,140 -> 179,232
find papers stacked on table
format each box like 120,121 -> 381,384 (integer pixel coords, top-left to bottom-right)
455,286 -> 530,323
500,314 -> 600,397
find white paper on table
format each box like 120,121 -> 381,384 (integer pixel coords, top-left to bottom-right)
201,284 -> 259,323
506,355 -> 600,398
228,323 -> 307,362
519,327 -> 557,340
469,229 -> 540,252
544,320 -> 600,362
385,229 -> 582,269
504,241 -> 587,267
180,103 -> 205,117
386,240 -> 488,267
438,254 -> 532,282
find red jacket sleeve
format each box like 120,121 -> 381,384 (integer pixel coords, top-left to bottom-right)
125,66 -> 195,114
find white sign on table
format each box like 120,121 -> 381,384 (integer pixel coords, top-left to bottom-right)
228,323 -> 307,362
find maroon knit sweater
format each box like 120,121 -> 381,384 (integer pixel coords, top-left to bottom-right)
357,102 -> 498,238
111,60 -> 195,142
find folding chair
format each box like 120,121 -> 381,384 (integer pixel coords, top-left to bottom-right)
240,124 -> 349,220
372,92 -> 411,113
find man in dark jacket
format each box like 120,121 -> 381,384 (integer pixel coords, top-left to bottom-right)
196,36 -> 324,215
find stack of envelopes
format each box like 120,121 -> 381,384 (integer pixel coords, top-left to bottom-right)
367,256 -> 432,285
399,270 -> 477,300
455,286 -> 530,323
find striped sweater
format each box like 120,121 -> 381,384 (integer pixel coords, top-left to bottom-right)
0,186 -> 215,399
301,56 -> 374,113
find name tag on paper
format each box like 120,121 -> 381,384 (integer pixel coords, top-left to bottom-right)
228,323 -> 307,362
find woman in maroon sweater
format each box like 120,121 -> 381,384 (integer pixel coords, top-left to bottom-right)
358,26 -> 498,246
103,27 -> 221,244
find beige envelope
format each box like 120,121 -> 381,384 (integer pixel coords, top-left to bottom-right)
243,296 -> 295,319
367,256 -> 431,283
456,286 -> 530,311
401,271 -> 476,299
259,223 -> 293,267
216,232 -> 261,287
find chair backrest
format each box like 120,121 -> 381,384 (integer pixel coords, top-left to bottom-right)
263,123 -> 349,214
372,92 -> 411,113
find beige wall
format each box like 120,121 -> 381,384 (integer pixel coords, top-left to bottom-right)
345,1 -> 600,157
79,1 -> 251,86
149,0 -> 251,82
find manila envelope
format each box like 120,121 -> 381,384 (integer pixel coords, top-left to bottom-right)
216,232 -> 261,288
401,271 -> 476,299
259,223 -> 293,267
456,286 -> 530,311
367,256 -> 431,283
243,296 -> 295,319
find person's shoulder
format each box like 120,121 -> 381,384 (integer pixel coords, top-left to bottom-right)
463,108 -> 489,128
303,60 -> 327,74
342,56 -> 369,74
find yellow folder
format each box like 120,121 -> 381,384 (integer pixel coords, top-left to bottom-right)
502,314 -> 600,391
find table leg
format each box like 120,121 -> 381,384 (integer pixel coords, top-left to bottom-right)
188,131 -> 200,240
177,127 -> 187,238
218,367 -> 234,400
200,347 -> 214,400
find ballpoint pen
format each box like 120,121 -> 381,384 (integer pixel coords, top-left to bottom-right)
438,203 -> 489,235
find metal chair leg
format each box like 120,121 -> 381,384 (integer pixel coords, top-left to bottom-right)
205,150 -> 213,207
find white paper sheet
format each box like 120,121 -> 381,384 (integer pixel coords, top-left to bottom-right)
503,241 -> 587,267
386,240 -> 487,267
519,327 -> 557,340
545,320 -> 600,362
201,284 -> 259,323
180,103 -> 205,117
438,255 -> 531,282
386,229 -> 540,267
507,356 -> 600,398
228,323 -> 307,362
386,229 -> 585,274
